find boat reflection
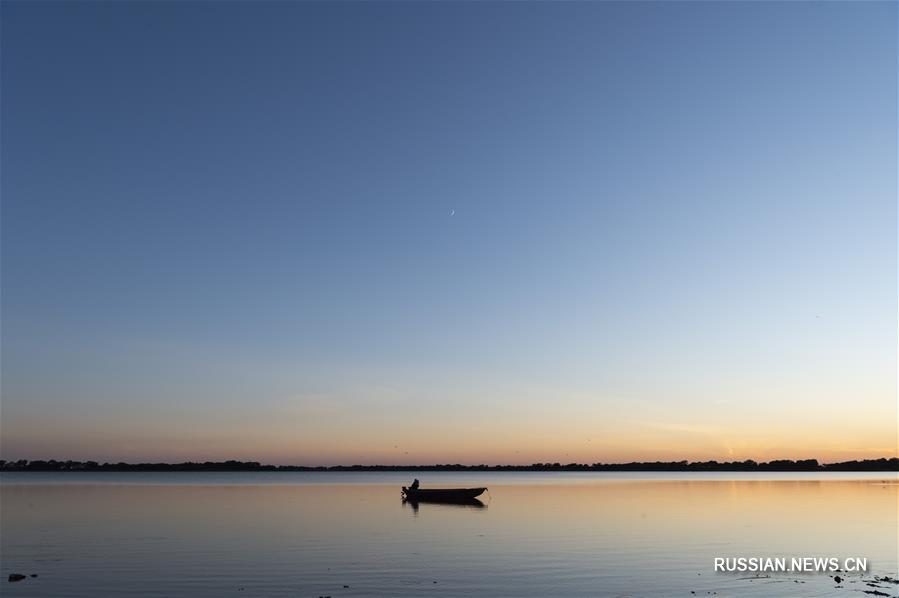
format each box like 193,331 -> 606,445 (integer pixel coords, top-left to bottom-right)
402,496 -> 486,512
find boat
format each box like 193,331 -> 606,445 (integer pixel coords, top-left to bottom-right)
401,486 -> 487,501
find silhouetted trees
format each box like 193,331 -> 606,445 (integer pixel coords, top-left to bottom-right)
1,457 -> 896,472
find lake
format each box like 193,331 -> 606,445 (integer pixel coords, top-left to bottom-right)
1,472 -> 896,597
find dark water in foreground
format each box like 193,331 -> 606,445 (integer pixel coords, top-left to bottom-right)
1,472 -> 896,597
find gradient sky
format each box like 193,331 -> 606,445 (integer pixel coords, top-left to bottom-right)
1,1 -> 896,465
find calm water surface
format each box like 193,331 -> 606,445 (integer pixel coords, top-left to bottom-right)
1,472 -> 896,597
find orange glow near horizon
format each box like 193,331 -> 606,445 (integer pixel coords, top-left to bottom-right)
2,345 -> 894,467
3,403 -> 895,466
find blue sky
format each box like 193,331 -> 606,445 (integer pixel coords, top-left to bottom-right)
2,1 -> 896,464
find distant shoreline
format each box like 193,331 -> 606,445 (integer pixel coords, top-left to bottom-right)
2,457 -> 897,472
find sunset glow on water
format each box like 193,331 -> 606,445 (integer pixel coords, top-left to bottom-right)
2,473 -> 896,597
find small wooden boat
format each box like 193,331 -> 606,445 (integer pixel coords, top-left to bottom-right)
401,487 -> 487,501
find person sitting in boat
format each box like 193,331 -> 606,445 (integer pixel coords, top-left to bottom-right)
409,478 -> 420,490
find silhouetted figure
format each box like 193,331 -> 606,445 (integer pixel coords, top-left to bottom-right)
409,478 -> 420,490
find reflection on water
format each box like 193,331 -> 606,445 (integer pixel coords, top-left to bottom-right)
1,473 -> 896,597
403,497 -> 487,513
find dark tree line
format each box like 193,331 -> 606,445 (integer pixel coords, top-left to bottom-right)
1,457 -> 896,472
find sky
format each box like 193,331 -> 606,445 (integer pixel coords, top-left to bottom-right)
1,1 -> 896,465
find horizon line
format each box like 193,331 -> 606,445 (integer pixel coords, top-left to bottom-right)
3,456 -> 897,472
